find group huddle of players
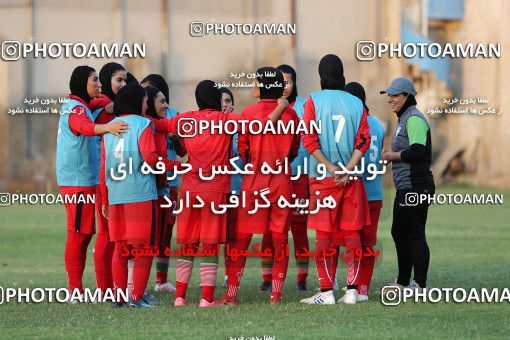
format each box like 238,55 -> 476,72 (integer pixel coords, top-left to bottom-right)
56,53 -> 385,308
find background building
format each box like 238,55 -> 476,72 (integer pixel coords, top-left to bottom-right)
0,0 -> 508,192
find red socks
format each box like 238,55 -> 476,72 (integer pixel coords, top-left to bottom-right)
175,243 -> 198,300
314,230 -> 336,291
155,257 -> 169,284
291,222 -> 309,283
200,243 -> 219,302
155,218 -> 173,284
270,231 -> 289,298
358,245 -> 375,295
174,243 -> 220,302
112,240 -> 153,302
65,231 -> 92,293
112,240 -> 129,296
343,230 -> 362,288
93,230 -> 114,292
226,233 -> 252,298
261,232 -> 273,282
228,231 -> 289,300
131,255 -> 153,302
261,225 -> 309,284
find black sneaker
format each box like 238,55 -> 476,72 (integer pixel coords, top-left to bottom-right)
111,301 -> 125,308
259,281 -> 271,292
297,281 -> 308,291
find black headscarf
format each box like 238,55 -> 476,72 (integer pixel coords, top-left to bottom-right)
99,62 -> 125,100
219,87 -> 234,106
145,85 -> 162,119
277,64 -> 297,104
126,72 -> 138,84
397,94 -> 418,118
141,74 -> 169,102
69,65 -> 96,103
345,82 -> 369,112
195,80 -> 222,111
113,82 -> 146,116
318,54 -> 345,90
256,67 -> 284,99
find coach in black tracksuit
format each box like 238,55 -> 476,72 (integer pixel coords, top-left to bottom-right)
381,77 -> 435,289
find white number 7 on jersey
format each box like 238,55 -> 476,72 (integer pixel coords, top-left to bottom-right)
332,115 -> 346,143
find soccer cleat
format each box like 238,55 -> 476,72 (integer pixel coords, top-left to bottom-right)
154,282 -> 176,293
111,301 -> 126,308
270,295 -> 282,305
358,294 -> 369,302
198,298 -> 218,308
340,288 -> 368,301
297,281 -> 308,291
217,295 -> 238,306
259,281 -> 271,293
173,297 -> 187,307
337,289 -> 358,304
143,294 -> 160,306
299,290 -> 335,305
66,295 -> 82,304
128,297 -> 154,308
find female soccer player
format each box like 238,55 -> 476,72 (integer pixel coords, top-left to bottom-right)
299,55 -> 371,305
56,65 -> 128,299
220,67 -> 300,305
219,87 -> 241,288
88,62 -> 127,294
100,83 -> 183,308
140,74 -> 185,293
142,85 -> 176,292
259,64 -> 310,292
344,82 -> 385,302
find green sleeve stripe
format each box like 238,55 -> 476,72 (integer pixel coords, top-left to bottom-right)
407,116 -> 428,146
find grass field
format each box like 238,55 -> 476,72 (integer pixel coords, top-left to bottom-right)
0,185 -> 509,339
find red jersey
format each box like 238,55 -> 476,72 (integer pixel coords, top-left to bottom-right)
177,110 -> 242,193
144,115 -> 169,190
88,94 -> 115,124
238,99 -> 300,201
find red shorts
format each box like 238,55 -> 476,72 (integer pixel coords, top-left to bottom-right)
109,200 -> 158,246
333,200 -> 382,247
307,179 -> 370,233
291,176 -> 310,224
237,198 -> 291,235
226,194 -> 239,242
156,196 -> 170,250
60,186 -> 96,235
94,185 -> 109,234
177,191 -> 227,244
166,187 -> 178,226
361,200 -> 382,246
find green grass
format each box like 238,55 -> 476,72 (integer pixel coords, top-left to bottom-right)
0,186 -> 509,339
